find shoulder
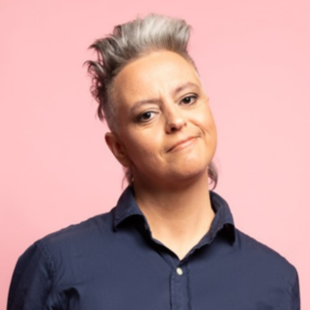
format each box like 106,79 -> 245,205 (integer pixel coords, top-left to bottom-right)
8,209 -> 118,309
11,209 -> 117,293
234,228 -> 297,279
35,208 -> 116,255
14,208 -> 118,276
232,228 -> 300,305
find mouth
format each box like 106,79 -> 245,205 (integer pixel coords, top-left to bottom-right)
167,136 -> 198,153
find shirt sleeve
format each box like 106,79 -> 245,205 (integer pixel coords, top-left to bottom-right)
289,267 -> 301,310
7,241 -> 59,310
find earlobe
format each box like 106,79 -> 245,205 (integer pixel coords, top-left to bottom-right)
105,132 -> 131,167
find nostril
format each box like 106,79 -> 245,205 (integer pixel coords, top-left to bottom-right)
168,123 -> 181,133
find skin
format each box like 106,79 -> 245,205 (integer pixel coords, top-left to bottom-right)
105,50 -> 218,260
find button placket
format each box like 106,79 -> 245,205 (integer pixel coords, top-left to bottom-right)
170,263 -> 190,310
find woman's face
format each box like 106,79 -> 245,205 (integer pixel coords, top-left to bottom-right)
106,50 -> 217,188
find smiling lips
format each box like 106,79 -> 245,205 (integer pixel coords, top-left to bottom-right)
167,136 -> 197,153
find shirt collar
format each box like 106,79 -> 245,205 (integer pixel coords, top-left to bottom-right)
208,190 -> 236,245
113,186 -> 235,244
113,186 -> 145,229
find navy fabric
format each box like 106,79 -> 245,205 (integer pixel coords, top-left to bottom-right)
8,186 -> 300,310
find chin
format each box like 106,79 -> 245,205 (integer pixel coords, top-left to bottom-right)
169,160 -> 210,181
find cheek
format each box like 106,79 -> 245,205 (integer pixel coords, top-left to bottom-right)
192,106 -> 217,136
122,130 -> 163,163
206,114 -> 217,138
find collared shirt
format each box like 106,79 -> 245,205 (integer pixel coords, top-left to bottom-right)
8,186 -> 300,310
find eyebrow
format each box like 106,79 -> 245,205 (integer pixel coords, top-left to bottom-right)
172,82 -> 199,97
129,82 -> 199,114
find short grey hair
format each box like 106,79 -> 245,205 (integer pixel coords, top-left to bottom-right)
85,13 -> 218,189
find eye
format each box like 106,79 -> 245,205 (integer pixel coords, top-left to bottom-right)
137,111 -> 156,122
181,95 -> 197,105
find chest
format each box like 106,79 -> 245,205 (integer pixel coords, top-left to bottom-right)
56,254 -> 289,310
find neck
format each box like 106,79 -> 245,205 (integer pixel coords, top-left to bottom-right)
133,171 -> 215,260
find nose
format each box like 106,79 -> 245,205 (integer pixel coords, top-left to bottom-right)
165,106 -> 187,134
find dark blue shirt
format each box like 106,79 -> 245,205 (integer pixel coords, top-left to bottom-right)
8,187 -> 300,310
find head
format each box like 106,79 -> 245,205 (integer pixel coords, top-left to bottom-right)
85,13 -> 218,189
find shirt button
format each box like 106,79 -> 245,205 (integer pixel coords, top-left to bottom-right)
176,267 -> 183,275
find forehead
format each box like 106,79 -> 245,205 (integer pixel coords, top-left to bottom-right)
113,50 -> 201,102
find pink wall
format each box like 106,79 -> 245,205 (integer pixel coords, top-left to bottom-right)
1,0 -> 309,308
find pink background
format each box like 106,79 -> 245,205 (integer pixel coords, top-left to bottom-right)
0,0 -> 309,308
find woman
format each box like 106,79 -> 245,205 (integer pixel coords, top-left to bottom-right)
8,14 -> 300,309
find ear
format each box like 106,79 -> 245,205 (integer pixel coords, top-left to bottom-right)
105,132 -> 131,167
